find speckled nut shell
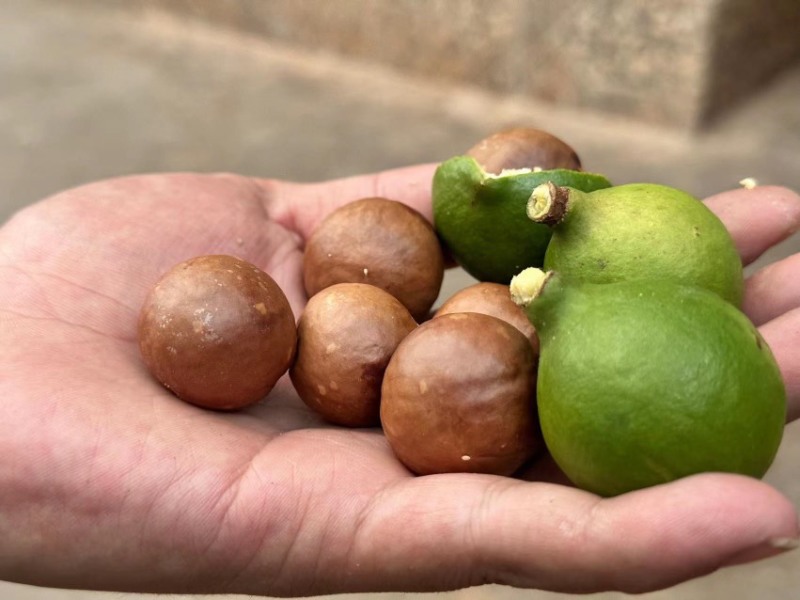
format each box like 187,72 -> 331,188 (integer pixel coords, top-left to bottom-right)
302,197 -> 444,321
466,127 -> 582,174
138,255 -> 297,410
434,282 -> 539,355
290,283 -> 417,427
380,312 -> 541,476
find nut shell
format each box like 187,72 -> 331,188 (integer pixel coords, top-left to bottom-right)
303,197 -> 444,320
291,283 -> 417,427
435,282 -> 539,355
466,127 -> 582,174
138,255 -> 297,410
381,312 -> 541,475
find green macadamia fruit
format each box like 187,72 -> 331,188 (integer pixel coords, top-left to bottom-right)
528,182 -> 744,305
511,268 -> 786,497
432,157 -> 611,284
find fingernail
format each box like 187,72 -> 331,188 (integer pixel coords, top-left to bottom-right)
722,536 -> 799,567
769,190 -> 800,234
769,537 -> 799,551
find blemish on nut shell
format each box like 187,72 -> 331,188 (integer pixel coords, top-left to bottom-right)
330,381 -> 339,391
254,302 -> 267,315
236,237 -> 244,245
419,380 -> 428,394
461,455 -> 471,461
317,384 -> 327,396
449,313 -> 469,321
327,253 -> 333,258
192,310 -> 214,333
167,346 -> 177,355
363,268 -> 369,277
325,342 -> 339,354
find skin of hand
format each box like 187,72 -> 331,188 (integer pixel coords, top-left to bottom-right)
0,167 -> 799,596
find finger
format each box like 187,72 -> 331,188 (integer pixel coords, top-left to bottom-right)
262,163 -> 439,240
702,186 -> 800,266
347,473 -> 797,595
758,306 -> 800,422
744,253 -> 800,326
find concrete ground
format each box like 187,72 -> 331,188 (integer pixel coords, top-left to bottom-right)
2,1 -> 799,599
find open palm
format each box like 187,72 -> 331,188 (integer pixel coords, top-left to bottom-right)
1,167 -> 799,596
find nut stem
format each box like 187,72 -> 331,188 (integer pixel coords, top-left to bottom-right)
527,182 -> 571,225
510,268 -> 551,308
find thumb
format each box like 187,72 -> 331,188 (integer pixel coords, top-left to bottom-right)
341,472 -> 798,595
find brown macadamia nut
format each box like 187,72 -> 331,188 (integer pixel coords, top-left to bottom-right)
138,255 -> 297,410
435,282 -> 539,355
380,312 -> 541,476
291,283 -> 417,427
466,127 -> 582,174
303,197 -> 444,321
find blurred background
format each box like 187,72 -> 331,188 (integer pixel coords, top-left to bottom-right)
2,0 -> 799,598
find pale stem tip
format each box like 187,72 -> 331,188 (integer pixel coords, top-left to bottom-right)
527,183 -> 555,221
510,267 -> 549,307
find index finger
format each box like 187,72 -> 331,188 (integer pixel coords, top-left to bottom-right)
270,171 -> 800,255
702,186 -> 800,266
263,163 -> 439,240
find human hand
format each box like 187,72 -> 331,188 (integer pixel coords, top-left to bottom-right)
0,168 -> 798,596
